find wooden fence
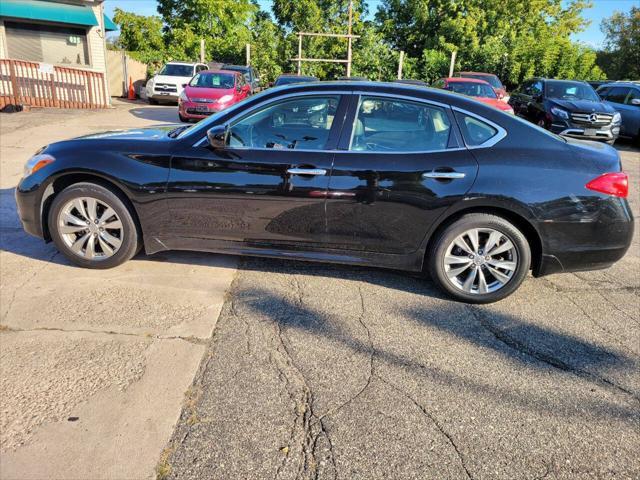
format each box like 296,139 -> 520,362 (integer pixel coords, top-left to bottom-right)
0,59 -> 109,109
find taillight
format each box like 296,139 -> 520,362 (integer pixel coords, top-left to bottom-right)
585,172 -> 628,198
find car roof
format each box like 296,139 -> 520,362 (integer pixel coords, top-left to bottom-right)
278,74 -> 317,79
600,81 -> 640,87
199,69 -> 239,76
166,61 -> 202,66
458,72 -> 498,77
445,77 -> 490,84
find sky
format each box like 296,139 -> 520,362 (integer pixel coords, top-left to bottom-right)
103,0 -> 639,49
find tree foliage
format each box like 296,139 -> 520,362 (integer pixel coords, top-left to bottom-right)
597,6 -> 640,80
112,0 -> 611,85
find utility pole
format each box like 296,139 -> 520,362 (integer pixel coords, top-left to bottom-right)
297,33 -> 302,75
397,50 -> 404,79
449,51 -> 457,78
346,0 -> 353,77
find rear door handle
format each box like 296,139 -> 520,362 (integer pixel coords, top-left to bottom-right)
287,168 -> 327,176
423,171 -> 466,179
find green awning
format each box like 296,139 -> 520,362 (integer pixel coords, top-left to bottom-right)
103,13 -> 117,31
0,0 -> 100,28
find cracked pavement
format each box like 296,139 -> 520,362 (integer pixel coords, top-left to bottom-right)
0,102 -> 237,480
165,144 -> 639,479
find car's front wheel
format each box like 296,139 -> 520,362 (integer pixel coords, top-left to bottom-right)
428,213 -> 531,303
48,183 -> 139,269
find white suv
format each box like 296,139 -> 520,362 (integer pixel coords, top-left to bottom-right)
146,62 -> 208,104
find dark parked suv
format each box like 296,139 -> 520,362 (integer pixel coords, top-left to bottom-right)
509,78 -> 621,144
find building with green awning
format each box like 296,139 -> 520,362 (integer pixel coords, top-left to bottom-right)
0,0 -> 117,97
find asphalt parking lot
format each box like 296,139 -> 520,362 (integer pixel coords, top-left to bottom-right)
1,102 -> 639,479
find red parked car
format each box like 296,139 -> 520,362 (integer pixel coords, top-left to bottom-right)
433,77 -> 514,114
178,70 -> 250,122
455,71 -> 509,102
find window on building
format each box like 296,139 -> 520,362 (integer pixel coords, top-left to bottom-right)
5,21 -> 90,66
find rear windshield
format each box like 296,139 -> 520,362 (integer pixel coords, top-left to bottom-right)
460,73 -> 502,89
158,64 -> 194,77
447,82 -> 497,98
189,73 -> 235,89
546,81 -> 600,102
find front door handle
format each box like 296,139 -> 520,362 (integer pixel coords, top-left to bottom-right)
423,171 -> 466,179
287,168 -> 327,176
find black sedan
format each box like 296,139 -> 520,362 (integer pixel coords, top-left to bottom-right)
15,82 -> 633,303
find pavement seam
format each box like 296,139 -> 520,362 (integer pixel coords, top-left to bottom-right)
466,305 -> 639,402
0,325 -> 209,345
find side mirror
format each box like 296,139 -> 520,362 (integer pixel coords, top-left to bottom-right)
182,83 -> 187,88
631,98 -> 640,106
207,125 -> 228,150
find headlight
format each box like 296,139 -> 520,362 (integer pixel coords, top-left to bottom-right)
24,153 -> 55,178
550,107 -> 569,119
612,112 -> 621,123
146,78 -> 155,90
179,90 -> 189,102
217,94 -> 234,104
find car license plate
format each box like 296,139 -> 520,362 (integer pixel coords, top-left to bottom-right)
195,105 -> 209,112
158,92 -> 170,95
584,128 -> 597,136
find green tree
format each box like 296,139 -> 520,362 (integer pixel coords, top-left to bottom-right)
157,0 -> 257,64
375,0 -> 603,86
112,8 -> 166,71
598,6 -> 640,80
250,14 -> 286,83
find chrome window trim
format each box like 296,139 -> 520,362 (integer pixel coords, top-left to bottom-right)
452,106 -> 508,149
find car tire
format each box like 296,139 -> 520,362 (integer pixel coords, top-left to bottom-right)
427,213 -> 531,304
179,113 -> 188,123
48,183 -> 140,269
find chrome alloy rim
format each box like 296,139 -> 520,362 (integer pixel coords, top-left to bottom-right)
58,197 -> 123,260
443,228 -> 518,295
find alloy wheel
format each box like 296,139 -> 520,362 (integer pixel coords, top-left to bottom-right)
57,197 -> 123,260
443,227 -> 518,295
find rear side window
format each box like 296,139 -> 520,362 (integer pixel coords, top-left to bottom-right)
349,97 -> 451,152
627,88 -> 640,103
454,111 -> 499,146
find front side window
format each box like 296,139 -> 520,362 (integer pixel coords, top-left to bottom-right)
454,112 -> 499,146
627,88 -> 640,104
349,97 -> 451,152
228,95 -> 340,150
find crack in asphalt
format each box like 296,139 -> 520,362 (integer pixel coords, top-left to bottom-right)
466,305 -> 639,402
376,374 -> 474,480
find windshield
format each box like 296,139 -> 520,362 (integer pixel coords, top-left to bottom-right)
189,73 -> 235,89
546,81 -> 600,102
447,82 -> 497,98
461,73 -> 502,89
158,64 -> 194,77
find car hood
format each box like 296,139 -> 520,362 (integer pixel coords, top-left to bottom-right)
72,125 -> 182,141
151,74 -> 192,85
184,85 -> 235,100
477,97 -> 513,111
548,98 -> 616,113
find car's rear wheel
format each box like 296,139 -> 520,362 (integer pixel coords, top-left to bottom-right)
428,213 -> 531,303
48,183 -> 139,269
